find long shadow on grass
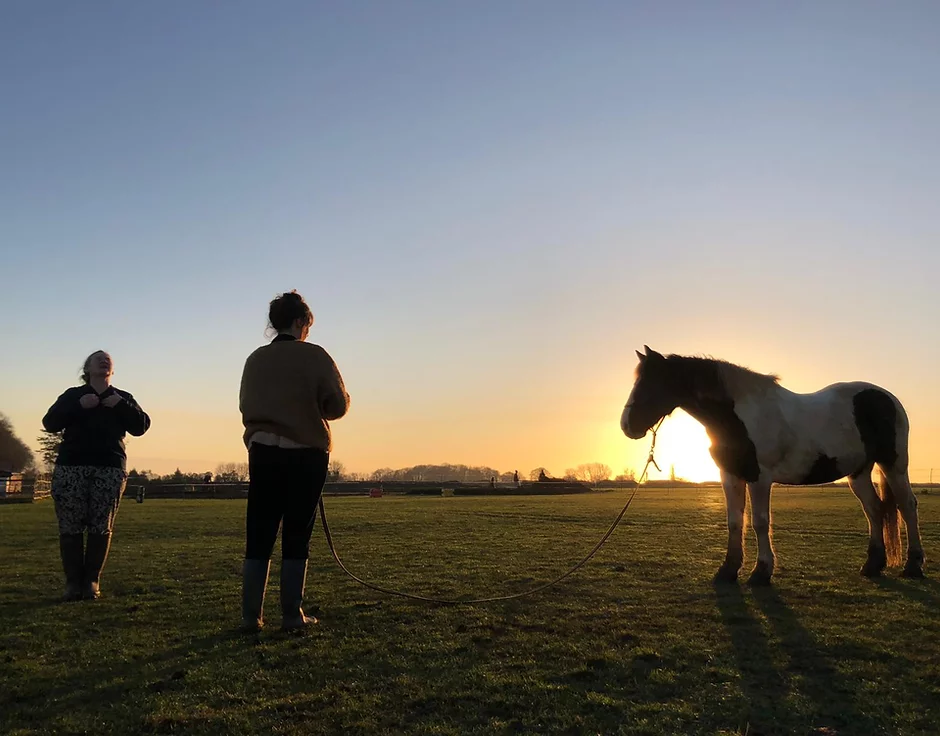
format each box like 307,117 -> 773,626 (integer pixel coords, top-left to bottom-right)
713,583 -> 788,733
0,628 -> 255,730
873,576 -> 940,608
715,583 -> 884,735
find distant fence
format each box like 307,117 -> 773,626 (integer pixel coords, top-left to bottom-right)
120,479 -> 599,501
0,474 -> 51,503
8,475 -> 936,505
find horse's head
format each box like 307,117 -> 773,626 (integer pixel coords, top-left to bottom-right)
621,346 -> 678,439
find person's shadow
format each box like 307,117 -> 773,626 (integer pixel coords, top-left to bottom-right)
714,581 -> 888,735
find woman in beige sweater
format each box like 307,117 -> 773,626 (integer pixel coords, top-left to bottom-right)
239,291 -> 349,631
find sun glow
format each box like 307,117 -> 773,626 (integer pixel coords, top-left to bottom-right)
652,410 -> 719,483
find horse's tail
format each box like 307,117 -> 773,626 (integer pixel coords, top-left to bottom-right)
878,469 -> 902,567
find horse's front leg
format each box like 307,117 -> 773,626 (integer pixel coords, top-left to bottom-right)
714,470 -> 747,583
747,476 -> 775,585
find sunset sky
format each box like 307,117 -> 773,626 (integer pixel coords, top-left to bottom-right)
3,2 -> 939,482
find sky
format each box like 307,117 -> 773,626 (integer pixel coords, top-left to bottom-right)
2,1 -> 939,482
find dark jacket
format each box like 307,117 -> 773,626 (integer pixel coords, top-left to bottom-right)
42,385 -> 151,470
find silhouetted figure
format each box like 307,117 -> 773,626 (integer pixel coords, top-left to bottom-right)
239,290 -> 350,631
513,470 -> 519,486
42,350 -> 151,602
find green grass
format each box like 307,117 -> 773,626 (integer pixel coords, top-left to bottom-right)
1,489 -> 939,735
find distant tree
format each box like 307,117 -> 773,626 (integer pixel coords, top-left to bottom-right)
582,463 -> 612,485
614,468 -> 636,482
215,462 -> 249,482
0,414 -> 35,474
369,468 -> 394,481
37,429 -> 63,472
563,468 -> 578,481
328,459 -> 345,481
529,467 -> 549,481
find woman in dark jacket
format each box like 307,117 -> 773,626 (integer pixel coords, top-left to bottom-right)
42,350 -> 151,601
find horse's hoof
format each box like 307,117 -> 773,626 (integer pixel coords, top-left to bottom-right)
902,565 -> 925,579
747,563 -> 773,586
862,545 -> 887,578
713,566 -> 739,584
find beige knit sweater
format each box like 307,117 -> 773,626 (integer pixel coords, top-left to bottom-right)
239,339 -> 350,451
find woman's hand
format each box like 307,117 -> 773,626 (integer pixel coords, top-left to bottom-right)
101,394 -> 123,408
79,394 -> 100,409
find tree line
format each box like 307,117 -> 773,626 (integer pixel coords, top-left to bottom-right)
2,420 -> 632,487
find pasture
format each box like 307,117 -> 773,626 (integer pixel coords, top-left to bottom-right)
1,489 -> 938,735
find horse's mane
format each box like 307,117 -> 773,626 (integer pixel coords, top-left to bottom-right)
667,354 -> 780,400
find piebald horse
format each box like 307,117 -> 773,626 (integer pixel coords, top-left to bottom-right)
621,347 -> 925,584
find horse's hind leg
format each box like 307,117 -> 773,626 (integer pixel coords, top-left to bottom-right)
882,466 -> 926,578
715,470 -> 746,583
746,477 -> 774,586
847,466 -> 887,577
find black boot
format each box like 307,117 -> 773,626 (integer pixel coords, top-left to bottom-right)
83,532 -> 112,600
280,558 -> 317,630
59,534 -> 84,602
241,559 -> 270,631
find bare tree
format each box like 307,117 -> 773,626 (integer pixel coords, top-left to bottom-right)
575,463 -> 611,485
328,459 -> 345,481
529,467 -> 550,481
215,462 -> 249,482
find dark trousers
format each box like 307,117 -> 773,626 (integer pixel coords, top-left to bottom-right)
245,443 -> 329,561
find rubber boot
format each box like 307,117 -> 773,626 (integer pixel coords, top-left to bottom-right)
83,532 -> 112,600
280,558 -> 317,630
241,559 -> 271,631
59,534 -> 84,602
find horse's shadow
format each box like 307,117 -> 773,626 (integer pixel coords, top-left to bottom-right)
714,581 -> 885,735
872,575 -> 940,607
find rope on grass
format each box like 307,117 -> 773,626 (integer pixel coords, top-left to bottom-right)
318,417 -> 666,605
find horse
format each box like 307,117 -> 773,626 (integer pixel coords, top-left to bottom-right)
620,346 -> 925,584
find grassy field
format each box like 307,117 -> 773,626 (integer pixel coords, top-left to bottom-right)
1,488 -> 938,735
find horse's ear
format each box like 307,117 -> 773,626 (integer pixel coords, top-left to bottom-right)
645,346 -> 665,362
635,350 -> 646,362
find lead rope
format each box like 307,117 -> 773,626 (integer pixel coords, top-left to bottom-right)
318,417 -> 666,604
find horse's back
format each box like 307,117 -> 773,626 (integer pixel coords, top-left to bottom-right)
753,380 -> 909,484
805,381 -> 908,425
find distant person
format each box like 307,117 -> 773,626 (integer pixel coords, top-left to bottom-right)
239,291 -> 350,631
42,351 -> 151,601
538,469 -> 548,482
513,470 -> 519,486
